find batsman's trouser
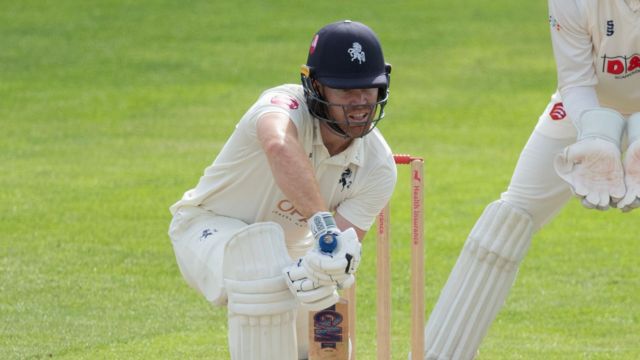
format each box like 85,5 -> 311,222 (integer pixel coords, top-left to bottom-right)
169,207 -> 313,359
424,129 -> 575,360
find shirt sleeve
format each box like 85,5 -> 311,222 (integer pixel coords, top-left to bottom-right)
237,89 -> 306,139
548,0 -> 597,93
561,85 -> 600,121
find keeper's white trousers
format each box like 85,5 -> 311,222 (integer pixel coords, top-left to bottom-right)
425,95 -> 585,360
502,93 -> 578,229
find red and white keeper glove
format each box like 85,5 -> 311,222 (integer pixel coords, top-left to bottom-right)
554,108 -> 626,210
618,113 -> 640,212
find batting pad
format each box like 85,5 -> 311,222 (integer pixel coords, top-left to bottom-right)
424,200 -> 533,360
295,307 -> 310,359
223,222 -> 299,360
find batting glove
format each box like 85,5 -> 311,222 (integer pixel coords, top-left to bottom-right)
302,227 -> 361,288
282,261 -> 339,311
308,211 -> 341,254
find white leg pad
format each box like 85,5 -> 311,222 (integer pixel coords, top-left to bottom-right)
295,307 -> 310,359
223,222 -> 298,360
425,200 -> 533,360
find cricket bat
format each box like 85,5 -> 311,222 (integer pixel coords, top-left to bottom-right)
308,297 -> 350,360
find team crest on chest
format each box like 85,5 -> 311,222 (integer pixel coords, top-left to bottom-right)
339,168 -> 353,190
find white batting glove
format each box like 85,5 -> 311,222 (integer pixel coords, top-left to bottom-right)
302,227 -> 361,289
554,108 -> 626,210
282,261 -> 339,311
618,113 -> 640,212
308,211 -> 341,254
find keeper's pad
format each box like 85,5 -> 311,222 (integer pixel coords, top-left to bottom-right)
425,200 -> 533,360
223,222 -> 299,360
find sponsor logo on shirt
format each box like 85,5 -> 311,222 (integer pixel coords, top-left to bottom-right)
602,54 -> 640,79
606,20 -> 614,36
272,199 -> 307,227
270,95 -> 300,110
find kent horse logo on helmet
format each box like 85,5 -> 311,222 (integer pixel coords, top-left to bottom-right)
348,42 -> 366,64
301,20 -> 392,139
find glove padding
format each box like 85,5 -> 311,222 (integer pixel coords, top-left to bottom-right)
283,227 -> 360,290
308,211 -> 340,253
617,140 -> 640,212
554,138 -> 625,210
303,227 -> 361,285
282,260 -> 339,311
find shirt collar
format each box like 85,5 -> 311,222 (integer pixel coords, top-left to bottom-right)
312,119 -> 365,167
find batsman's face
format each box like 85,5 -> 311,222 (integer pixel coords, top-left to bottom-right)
320,85 -> 380,137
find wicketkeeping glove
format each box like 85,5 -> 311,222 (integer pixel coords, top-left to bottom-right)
554,108 -> 626,210
618,113 -> 640,212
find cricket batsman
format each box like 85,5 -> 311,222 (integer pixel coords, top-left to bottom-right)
168,20 -> 396,360
424,1 -> 640,358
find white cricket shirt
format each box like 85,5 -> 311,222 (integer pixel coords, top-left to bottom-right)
170,84 -> 397,248
549,0 -> 640,116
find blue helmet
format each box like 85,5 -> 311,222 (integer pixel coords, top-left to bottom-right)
301,20 -> 391,138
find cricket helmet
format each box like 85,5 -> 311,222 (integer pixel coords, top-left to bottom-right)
301,20 -> 392,138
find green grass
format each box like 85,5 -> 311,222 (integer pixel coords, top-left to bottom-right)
2,0 -> 639,359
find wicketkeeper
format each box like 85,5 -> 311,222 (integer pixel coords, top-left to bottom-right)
424,1 -> 640,359
168,20 -> 396,360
